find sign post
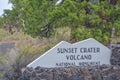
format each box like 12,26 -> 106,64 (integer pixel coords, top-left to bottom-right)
27,38 -> 111,68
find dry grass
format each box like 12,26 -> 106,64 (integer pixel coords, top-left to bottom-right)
0,27 -> 71,70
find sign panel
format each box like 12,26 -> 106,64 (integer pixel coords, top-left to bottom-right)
27,38 -> 111,68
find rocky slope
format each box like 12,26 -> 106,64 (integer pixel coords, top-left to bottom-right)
3,44 -> 120,80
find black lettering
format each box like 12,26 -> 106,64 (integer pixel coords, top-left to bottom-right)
57,48 -> 60,53
56,62 -> 76,67
64,48 -> 69,53
81,55 -> 84,60
79,61 -> 100,66
66,55 -> 69,60
77,55 -> 80,60
66,55 -> 91,60
84,55 -> 92,60
74,48 -> 77,53
56,63 -> 59,66
84,48 -> 87,53
70,55 -> 75,60
88,48 -> 92,52
80,48 -> 84,53
80,47 -> 100,53
97,48 -> 100,53
57,48 -> 77,54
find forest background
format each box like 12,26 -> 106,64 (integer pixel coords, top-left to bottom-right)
0,0 -> 120,79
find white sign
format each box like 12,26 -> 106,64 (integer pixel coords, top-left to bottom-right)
27,38 -> 111,68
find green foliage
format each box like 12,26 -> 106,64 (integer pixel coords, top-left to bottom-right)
48,0 -> 120,44
0,0 -> 120,44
